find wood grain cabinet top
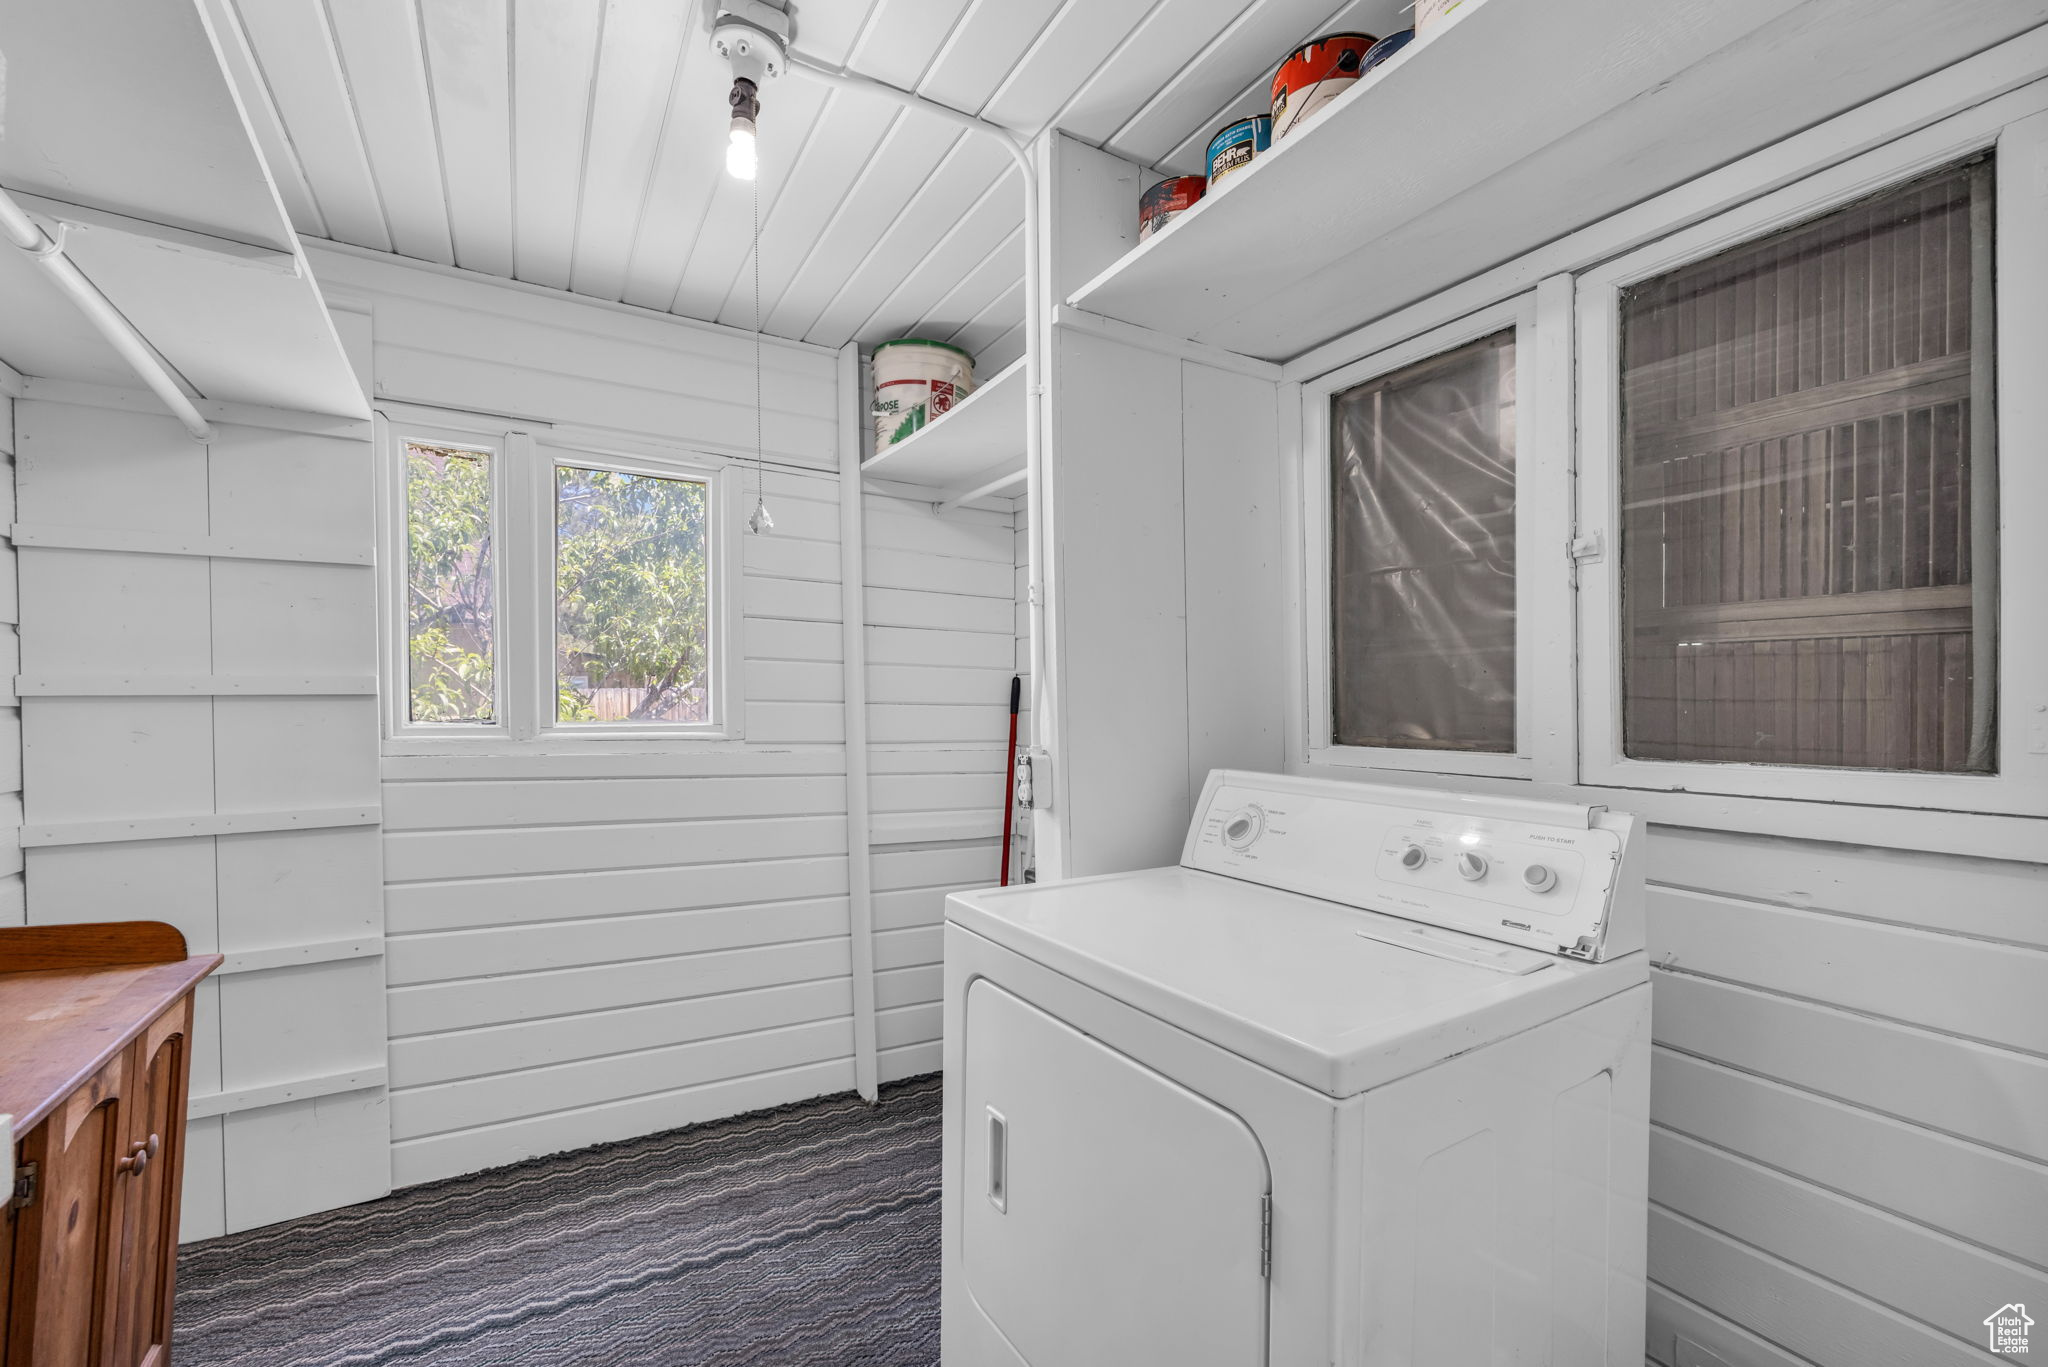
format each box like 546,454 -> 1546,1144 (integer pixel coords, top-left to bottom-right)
2,922 -> 222,1367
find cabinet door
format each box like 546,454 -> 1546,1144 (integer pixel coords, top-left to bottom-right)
1,1140 -> 15,1367
5,1058 -> 128,1367
106,1004 -> 191,1367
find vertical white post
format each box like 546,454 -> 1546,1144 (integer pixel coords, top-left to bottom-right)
837,341 -> 880,1103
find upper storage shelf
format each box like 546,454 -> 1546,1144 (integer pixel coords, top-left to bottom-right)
1068,0 -> 2048,365
0,0 -> 368,418
861,356 -> 1026,505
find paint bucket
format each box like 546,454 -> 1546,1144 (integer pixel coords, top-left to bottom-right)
1270,32 -> 1377,141
1139,176 -> 1206,242
1415,0 -> 1472,36
872,339 -> 974,452
1359,29 -> 1414,75
1206,115 -> 1271,187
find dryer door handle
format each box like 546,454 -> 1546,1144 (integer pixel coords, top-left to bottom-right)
986,1106 -> 1008,1213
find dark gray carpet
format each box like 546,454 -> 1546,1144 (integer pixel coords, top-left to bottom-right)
174,1076 -> 942,1367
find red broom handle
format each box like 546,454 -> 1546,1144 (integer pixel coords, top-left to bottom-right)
999,675 -> 1021,886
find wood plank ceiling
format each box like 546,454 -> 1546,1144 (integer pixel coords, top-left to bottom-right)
221,0 -> 1405,376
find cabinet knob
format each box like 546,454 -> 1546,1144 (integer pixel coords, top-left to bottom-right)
116,1134 -> 160,1177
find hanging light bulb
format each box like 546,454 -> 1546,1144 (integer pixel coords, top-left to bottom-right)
726,78 -> 759,181
712,5 -> 788,533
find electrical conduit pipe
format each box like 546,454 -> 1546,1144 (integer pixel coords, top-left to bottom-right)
0,185 -> 215,443
786,54 -> 1052,835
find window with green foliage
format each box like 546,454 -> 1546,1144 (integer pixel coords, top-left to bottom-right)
391,424 -> 732,742
405,442 -> 496,723
555,465 -> 710,725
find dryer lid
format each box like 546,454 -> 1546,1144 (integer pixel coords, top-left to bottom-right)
947,866 -> 1645,1097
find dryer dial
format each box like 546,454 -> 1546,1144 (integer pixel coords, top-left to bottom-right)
1222,806 -> 1265,851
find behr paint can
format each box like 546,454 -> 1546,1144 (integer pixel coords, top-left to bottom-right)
1358,29 -> 1415,76
1138,176 -> 1207,242
1206,115 -> 1271,187
1270,32 -> 1377,141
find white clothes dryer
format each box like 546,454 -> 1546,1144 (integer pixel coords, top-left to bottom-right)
940,770 -> 1651,1367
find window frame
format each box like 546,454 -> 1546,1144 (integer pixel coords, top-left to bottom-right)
1300,290 -> 1576,782
530,436 -> 742,743
1574,116 -> 2048,816
376,410 -> 746,753
380,416 -> 513,744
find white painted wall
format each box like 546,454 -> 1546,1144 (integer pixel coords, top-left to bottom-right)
863,488 -> 1016,1081
9,392 -> 388,1239
318,247 -> 998,1187
1040,321 -> 1288,877
1638,827 -> 2047,1367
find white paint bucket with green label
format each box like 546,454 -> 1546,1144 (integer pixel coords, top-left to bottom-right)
872,339 -> 975,452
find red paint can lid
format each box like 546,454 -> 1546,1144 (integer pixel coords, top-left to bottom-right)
1271,31 -> 1378,102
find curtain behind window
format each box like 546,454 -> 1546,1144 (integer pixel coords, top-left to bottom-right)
1331,328 -> 1517,752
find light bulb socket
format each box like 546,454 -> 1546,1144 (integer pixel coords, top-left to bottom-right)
728,76 -> 760,123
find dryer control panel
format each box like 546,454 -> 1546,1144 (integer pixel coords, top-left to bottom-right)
1182,771 -> 1642,961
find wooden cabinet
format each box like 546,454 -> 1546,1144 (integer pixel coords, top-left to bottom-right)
0,923 -> 219,1367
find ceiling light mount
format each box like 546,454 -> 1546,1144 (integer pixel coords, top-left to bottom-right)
711,2 -> 788,86
712,3 -> 788,182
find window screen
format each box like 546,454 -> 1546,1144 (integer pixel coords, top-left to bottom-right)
1331,328 -> 1517,752
404,442 -> 495,724
1618,158 -> 1995,772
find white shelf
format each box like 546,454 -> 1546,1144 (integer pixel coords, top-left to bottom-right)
0,0 -> 367,417
1069,0 -> 2046,365
861,356 -> 1026,503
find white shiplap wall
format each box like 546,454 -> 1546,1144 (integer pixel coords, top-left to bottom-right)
331,248 -> 999,1187
11,394 -> 389,1239
864,489 -> 1016,1083
1640,827 -> 2048,1367
381,466 -> 861,1186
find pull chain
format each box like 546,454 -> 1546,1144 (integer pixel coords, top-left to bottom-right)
747,174 -> 773,534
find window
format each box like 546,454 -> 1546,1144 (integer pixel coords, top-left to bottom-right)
1330,328 -> 1518,753
382,417 -> 740,747
1572,123 -> 2048,815
1615,158 -> 1994,773
1303,289 -> 1573,782
1303,102 -> 2048,818
554,464 -> 711,726
404,441 -> 496,724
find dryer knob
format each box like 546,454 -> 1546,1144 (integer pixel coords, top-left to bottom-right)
1455,851 -> 1489,882
1222,806 -> 1265,850
1522,863 -> 1558,893
1399,844 -> 1427,870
